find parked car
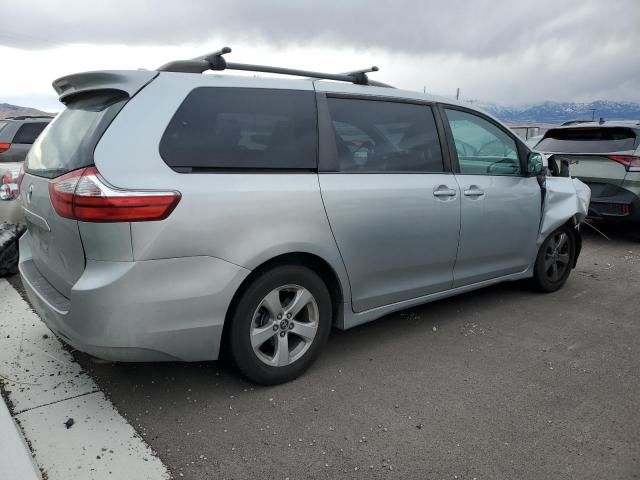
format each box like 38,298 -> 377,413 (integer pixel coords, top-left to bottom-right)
0,116 -> 53,163
536,121 -> 640,224
18,48 -> 589,384
0,115 -> 53,223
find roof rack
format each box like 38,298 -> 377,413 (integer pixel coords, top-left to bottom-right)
157,46 -> 392,87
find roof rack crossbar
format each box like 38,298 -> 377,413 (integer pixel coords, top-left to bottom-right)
157,46 -> 384,86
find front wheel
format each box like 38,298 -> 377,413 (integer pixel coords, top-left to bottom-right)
229,265 -> 332,385
532,226 -> 576,292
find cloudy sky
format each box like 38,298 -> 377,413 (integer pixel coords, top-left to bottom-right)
1,0 -> 639,112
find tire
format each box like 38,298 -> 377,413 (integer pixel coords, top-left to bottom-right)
0,224 -> 25,277
532,225 -> 576,293
229,265 -> 332,385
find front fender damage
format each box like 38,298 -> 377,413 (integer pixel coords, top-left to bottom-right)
538,177 -> 591,255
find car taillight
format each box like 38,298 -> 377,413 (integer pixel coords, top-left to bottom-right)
49,166 -> 181,222
0,143 -> 11,153
608,155 -> 640,171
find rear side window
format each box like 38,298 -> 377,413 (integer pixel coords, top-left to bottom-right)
323,98 -> 444,172
26,90 -> 128,178
160,88 -> 318,171
13,122 -> 48,144
536,127 -> 637,153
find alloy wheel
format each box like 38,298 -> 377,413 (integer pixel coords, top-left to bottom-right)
250,285 -> 319,367
543,231 -> 571,282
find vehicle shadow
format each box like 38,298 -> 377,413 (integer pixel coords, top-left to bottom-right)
74,278 -> 529,396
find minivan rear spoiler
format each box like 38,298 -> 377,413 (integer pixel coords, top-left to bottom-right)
52,70 -> 159,104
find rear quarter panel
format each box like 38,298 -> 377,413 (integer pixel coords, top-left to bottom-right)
93,73 -> 351,299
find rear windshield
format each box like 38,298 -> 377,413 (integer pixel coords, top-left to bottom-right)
536,127 -> 637,153
25,90 -> 127,178
13,122 -> 48,144
0,121 -> 7,133
160,87 -> 318,171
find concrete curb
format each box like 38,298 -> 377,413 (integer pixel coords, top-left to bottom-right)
0,278 -> 170,479
0,390 -> 41,480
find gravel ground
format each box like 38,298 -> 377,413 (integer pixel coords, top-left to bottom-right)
13,224 -> 640,480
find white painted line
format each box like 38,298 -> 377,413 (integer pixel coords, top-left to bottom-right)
0,393 -> 41,480
0,279 -> 170,480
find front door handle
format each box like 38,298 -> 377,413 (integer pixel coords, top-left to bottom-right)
433,186 -> 457,198
463,186 -> 485,197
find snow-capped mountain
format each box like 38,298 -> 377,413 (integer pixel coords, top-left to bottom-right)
462,100 -> 640,124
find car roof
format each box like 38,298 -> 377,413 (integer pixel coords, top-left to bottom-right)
552,120 -> 640,130
1,116 -> 53,122
54,69 -> 505,127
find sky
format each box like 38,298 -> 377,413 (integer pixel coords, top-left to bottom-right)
1,0 -> 639,112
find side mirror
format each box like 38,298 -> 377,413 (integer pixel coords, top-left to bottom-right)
527,152 -> 545,176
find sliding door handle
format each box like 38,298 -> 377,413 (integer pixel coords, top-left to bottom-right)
463,187 -> 485,197
433,186 -> 457,198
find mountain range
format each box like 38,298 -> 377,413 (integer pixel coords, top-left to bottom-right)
464,100 -> 640,124
0,103 -> 53,119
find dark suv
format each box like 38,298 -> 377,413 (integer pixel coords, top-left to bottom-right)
0,116 -> 53,163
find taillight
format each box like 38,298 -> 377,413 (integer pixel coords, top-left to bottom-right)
608,155 -> 640,171
0,143 -> 11,153
49,166 -> 181,222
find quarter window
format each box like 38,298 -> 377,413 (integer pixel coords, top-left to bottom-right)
160,88 -> 318,171
445,109 -> 521,176
324,98 -> 444,173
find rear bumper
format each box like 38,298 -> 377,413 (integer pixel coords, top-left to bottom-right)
19,231 -> 250,362
585,183 -> 640,223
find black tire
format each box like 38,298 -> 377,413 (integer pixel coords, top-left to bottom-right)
0,224 -> 25,277
229,265 -> 332,385
532,225 -> 576,292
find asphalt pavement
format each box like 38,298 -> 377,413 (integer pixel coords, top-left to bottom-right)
23,224 -> 640,479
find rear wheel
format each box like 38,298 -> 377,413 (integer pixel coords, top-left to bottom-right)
229,265 -> 332,385
532,226 -> 576,292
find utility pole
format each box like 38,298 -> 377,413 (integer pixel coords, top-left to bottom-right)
590,109 -> 596,121
456,88 -> 460,100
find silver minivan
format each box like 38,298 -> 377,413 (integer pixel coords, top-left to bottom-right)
18,49 -> 590,384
